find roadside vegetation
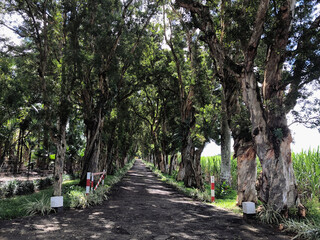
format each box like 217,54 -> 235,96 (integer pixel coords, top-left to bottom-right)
144,147 -> 320,239
0,160 -> 135,220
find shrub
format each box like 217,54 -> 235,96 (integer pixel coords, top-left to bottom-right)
94,186 -> 109,201
23,194 -> 53,216
15,181 -> 35,196
35,177 -> 53,190
87,192 -> 103,206
4,180 -> 18,198
257,204 -> 284,225
284,219 -> 320,240
215,181 -> 233,199
67,186 -> 87,208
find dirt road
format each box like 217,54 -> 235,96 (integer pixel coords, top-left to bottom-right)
0,160 -> 289,240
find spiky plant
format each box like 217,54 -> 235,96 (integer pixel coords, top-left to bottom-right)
284,219 -> 320,240
24,194 -> 53,216
257,204 -> 284,225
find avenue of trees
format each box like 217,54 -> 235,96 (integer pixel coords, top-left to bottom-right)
1,0 -> 319,212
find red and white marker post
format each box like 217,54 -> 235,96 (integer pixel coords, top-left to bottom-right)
211,176 -> 215,203
86,170 -> 106,195
86,172 -> 91,195
94,170 -> 106,191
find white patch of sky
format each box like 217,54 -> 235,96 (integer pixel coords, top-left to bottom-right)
0,12 -> 23,46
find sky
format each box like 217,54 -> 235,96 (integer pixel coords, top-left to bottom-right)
202,124 -> 320,157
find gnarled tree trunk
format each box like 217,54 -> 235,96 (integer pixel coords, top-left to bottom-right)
79,111 -> 104,186
234,137 -> 257,206
220,89 -> 232,186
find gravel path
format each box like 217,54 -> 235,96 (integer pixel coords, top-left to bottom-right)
0,159 -> 290,240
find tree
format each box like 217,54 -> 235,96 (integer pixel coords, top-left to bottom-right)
176,0 -> 320,210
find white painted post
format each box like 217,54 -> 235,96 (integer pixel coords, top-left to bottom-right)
51,196 -> 63,212
243,202 -> 256,220
242,202 -> 256,214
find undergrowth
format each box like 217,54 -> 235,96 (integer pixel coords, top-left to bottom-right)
0,160 -> 135,219
143,160 -> 241,214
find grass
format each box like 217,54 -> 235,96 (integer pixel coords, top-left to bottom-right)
200,148 -> 320,239
0,179 -> 78,220
292,147 -> 320,201
146,149 -> 320,239
0,160 -> 135,220
143,160 -> 242,215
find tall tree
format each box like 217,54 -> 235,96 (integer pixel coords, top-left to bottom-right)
177,0 -> 320,210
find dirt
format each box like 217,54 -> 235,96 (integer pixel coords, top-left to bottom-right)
0,160 -> 291,240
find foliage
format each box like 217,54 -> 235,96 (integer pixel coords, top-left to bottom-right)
0,180 -> 35,198
15,180 -> 35,196
34,177 -> 53,191
257,204 -> 284,225
67,186 -> 88,209
200,156 -> 238,188
215,181 -> 233,199
2,180 -> 18,198
283,219 -> 320,240
292,147 -> 320,200
23,194 -> 53,216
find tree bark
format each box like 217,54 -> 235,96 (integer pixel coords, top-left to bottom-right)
220,89 -> 232,186
53,119 -> 67,196
178,133 -> 204,189
169,154 -> 177,176
234,138 -> 257,206
79,111 -> 104,186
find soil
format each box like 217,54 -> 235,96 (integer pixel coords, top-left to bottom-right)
0,160 -> 291,240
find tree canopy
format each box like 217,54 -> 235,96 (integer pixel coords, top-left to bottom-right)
0,0 -> 319,210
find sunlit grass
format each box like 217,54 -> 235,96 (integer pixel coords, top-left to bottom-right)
143,160 -> 242,214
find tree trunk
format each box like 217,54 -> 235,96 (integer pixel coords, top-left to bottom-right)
242,70 -> 298,210
178,134 -> 203,189
79,114 -> 104,186
220,90 -> 232,186
53,119 -> 67,196
234,138 -> 257,206
169,154 -> 177,176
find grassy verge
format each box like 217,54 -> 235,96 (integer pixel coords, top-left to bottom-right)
0,160 -> 135,220
143,160 -> 242,215
0,179 -> 78,220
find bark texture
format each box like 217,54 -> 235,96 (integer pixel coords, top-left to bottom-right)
176,0 -> 300,210
235,139 -> 257,206
53,120 -> 67,196
220,89 -> 232,186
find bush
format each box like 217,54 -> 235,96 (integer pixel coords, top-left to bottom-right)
87,192 -> 103,206
23,194 -> 53,216
94,186 -> 109,201
257,204 -> 284,225
215,181 -> 233,199
284,219 -> 320,240
4,180 -> 18,198
67,186 -> 88,208
34,177 -> 53,190
15,181 -> 35,196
